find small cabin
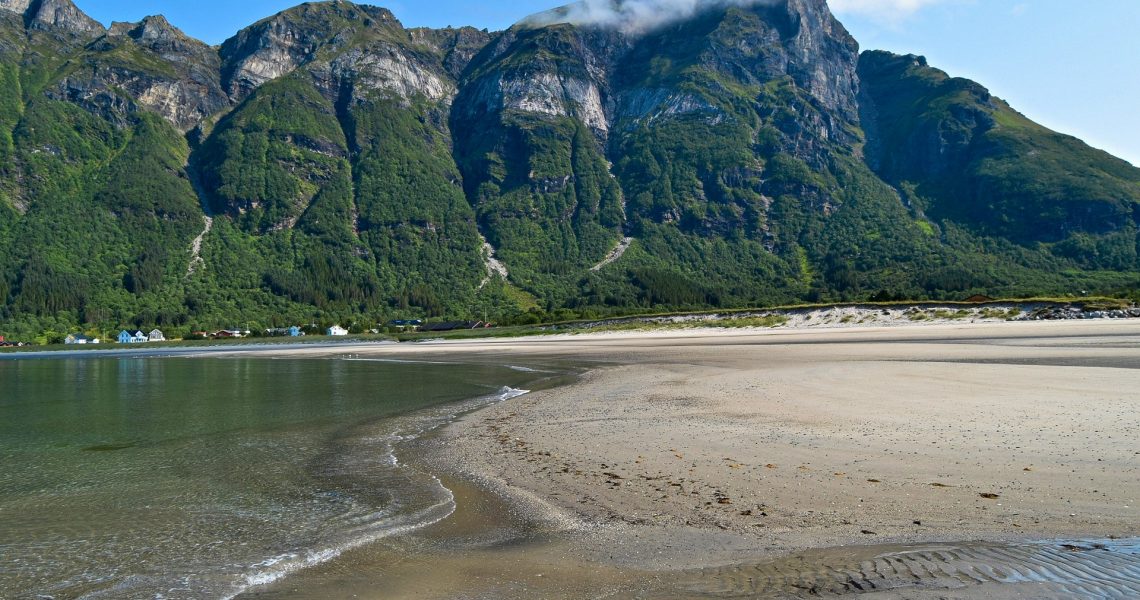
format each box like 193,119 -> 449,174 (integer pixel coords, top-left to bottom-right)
148,329 -> 166,342
288,325 -> 302,337
327,325 -> 348,336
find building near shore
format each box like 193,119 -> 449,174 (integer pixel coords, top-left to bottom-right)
213,330 -> 244,339
327,325 -> 349,336
117,330 -> 148,344
266,326 -> 303,337
148,330 -> 165,342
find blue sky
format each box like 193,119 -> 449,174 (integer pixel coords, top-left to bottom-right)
75,0 -> 1139,166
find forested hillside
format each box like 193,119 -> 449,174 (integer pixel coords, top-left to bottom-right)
1,0 -> 1137,340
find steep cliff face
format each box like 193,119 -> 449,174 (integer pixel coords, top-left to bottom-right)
409,26 -> 495,79
449,0 -> 871,302
0,0 -> 31,15
218,1 -> 406,99
860,50 -> 1140,257
25,0 -> 103,37
451,23 -> 627,294
1,0 -> 1139,335
63,16 -> 230,132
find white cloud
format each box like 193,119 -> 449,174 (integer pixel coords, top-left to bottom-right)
521,0 -> 776,35
827,0 -> 947,23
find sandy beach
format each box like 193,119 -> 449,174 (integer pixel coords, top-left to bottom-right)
244,320 -> 1140,598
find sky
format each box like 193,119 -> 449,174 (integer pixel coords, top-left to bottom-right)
74,0 -> 1139,166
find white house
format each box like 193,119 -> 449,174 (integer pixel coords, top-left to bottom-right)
148,329 -> 166,342
327,325 -> 349,336
65,334 -> 90,345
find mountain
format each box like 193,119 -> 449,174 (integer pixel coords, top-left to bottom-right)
0,0 -> 1137,339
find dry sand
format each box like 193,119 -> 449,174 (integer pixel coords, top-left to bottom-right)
243,320 -> 1140,598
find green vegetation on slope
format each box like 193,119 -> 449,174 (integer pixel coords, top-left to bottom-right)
3,1 -> 1140,341
859,50 -> 1140,255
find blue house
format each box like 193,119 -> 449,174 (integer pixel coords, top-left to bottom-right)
118,330 -> 148,344
288,325 -> 302,337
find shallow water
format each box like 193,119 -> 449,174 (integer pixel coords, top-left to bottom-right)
0,354 -> 548,599
666,538 -> 1140,598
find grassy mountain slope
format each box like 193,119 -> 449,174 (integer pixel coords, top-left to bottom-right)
193,1 -> 503,325
860,50 -> 1140,267
2,0 -> 1139,340
0,10 -> 210,335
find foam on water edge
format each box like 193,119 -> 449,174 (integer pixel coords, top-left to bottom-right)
221,386 -> 530,599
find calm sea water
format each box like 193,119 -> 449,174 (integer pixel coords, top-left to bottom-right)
0,353 -> 546,599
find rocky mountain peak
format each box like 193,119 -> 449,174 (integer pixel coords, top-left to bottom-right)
129,15 -> 180,42
774,0 -> 860,119
108,14 -> 200,54
459,0 -> 860,147
219,0 -> 406,98
25,0 -> 103,37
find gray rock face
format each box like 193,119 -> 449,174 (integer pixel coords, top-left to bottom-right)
608,0 -> 859,148
219,1 -> 402,99
113,15 -> 191,52
63,15 -> 230,132
781,0 -> 860,120
26,0 -> 103,37
456,0 -> 859,145
454,25 -> 625,140
409,26 -> 495,79
0,0 -> 31,15
125,18 -> 229,131
220,17 -> 318,98
7,0 -> 863,146
325,44 -> 451,103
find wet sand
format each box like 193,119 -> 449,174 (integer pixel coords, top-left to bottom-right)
243,320 -> 1140,598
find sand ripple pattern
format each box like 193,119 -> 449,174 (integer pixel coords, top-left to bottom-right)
669,540 -> 1140,598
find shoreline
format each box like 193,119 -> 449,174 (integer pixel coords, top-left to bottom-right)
242,319 -> 1140,598
4,297 -> 1137,358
